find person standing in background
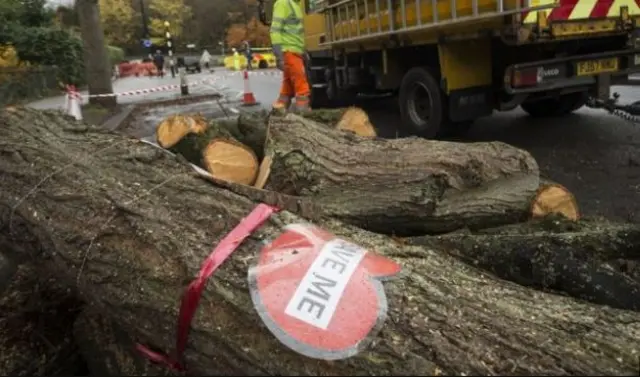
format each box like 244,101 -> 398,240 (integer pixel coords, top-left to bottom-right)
232,48 -> 241,71
243,40 -> 253,70
153,50 -> 165,78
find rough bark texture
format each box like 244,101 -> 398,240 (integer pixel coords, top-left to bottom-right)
74,308 -> 181,376
265,113 -> 542,235
408,216 -> 640,311
0,263 -> 85,376
76,0 -> 116,108
1,108 -> 639,376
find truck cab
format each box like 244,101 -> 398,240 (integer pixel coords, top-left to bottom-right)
260,0 -> 640,137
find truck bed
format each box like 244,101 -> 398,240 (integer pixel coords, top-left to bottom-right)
320,0 -> 639,45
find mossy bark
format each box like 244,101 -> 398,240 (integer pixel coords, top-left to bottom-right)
0,108 -> 639,376
166,117 -> 238,167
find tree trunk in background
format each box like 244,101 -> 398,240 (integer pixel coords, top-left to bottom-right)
76,0 -> 116,108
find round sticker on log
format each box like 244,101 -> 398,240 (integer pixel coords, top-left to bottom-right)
248,223 -> 402,360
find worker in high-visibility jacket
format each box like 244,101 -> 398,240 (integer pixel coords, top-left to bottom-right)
270,0 -> 310,112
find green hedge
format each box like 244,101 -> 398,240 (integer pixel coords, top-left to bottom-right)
10,26 -> 84,86
106,45 -> 124,66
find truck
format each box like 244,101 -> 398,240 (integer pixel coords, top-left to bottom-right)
257,0 -> 640,137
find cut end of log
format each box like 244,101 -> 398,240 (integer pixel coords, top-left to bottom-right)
254,155 -> 273,189
531,183 -> 580,221
190,114 -> 208,134
336,107 -> 377,137
203,138 -> 259,186
156,114 -> 205,149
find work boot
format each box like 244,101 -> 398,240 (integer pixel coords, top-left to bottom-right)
292,102 -> 311,115
271,100 -> 290,116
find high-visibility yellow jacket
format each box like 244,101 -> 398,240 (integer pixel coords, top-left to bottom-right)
270,0 -> 305,55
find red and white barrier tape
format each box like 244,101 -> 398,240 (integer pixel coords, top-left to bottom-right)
65,70 -> 282,100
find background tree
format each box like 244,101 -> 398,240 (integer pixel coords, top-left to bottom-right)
99,0 -> 136,47
225,16 -> 270,48
147,0 -> 192,40
76,0 -> 116,107
0,0 -> 84,85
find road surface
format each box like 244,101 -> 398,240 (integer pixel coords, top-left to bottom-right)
28,68 -> 640,223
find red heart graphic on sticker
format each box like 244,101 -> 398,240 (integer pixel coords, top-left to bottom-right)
248,223 -> 402,360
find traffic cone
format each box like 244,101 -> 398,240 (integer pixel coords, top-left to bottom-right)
66,85 -> 83,121
241,70 -> 259,107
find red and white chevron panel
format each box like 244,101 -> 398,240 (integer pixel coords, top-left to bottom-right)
522,0 -> 640,24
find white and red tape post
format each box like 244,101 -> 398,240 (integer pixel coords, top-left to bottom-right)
64,70 -> 281,118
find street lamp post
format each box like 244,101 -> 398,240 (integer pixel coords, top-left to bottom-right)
164,21 -> 175,78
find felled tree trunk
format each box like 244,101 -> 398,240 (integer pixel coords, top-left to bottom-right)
408,216 -> 640,311
0,263 -> 84,376
1,107 -> 639,376
264,113 -> 542,235
156,108 -> 374,165
156,115 -> 259,185
74,308 -> 182,376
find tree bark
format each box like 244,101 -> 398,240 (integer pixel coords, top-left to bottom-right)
408,217 -> 640,311
1,108 -> 639,376
74,308 -> 181,376
0,263 -> 84,376
76,0 -> 116,108
265,113 -> 541,235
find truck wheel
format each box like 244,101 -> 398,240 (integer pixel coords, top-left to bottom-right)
520,92 -> 587,118
399,67 -> 444,138
258,60 -> 268,69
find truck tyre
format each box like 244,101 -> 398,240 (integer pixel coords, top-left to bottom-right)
520,92 -> 587,118
399,67 -> 444,138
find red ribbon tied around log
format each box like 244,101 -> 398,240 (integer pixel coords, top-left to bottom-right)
136,203 -> 280,371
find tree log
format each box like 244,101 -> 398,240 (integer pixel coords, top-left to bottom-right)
1,107 -> 639,376
265,113 -> 542,235
157,108 -> 374,168
74,308 -> 181,376
408,216 -> 640,311
0,263 -> 84,376
157,115 -> 238,165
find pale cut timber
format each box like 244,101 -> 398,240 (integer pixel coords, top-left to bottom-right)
335,106 -> 377,137
253,154 -> 272,189
265,113 -> 542,235
156,114 -> 205,149
531,182 -> 580,221
203,138 -> 259,185
1,108 -> 640,376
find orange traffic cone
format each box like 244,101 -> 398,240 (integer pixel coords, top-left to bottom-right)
241,70 -> 259,107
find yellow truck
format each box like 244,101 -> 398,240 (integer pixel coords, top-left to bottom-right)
258,0 -> 640,137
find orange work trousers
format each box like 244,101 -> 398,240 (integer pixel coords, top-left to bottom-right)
274,51 -> 311,111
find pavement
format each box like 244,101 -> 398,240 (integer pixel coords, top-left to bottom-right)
27,68 -> 281,111
27,68 -> 640,223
